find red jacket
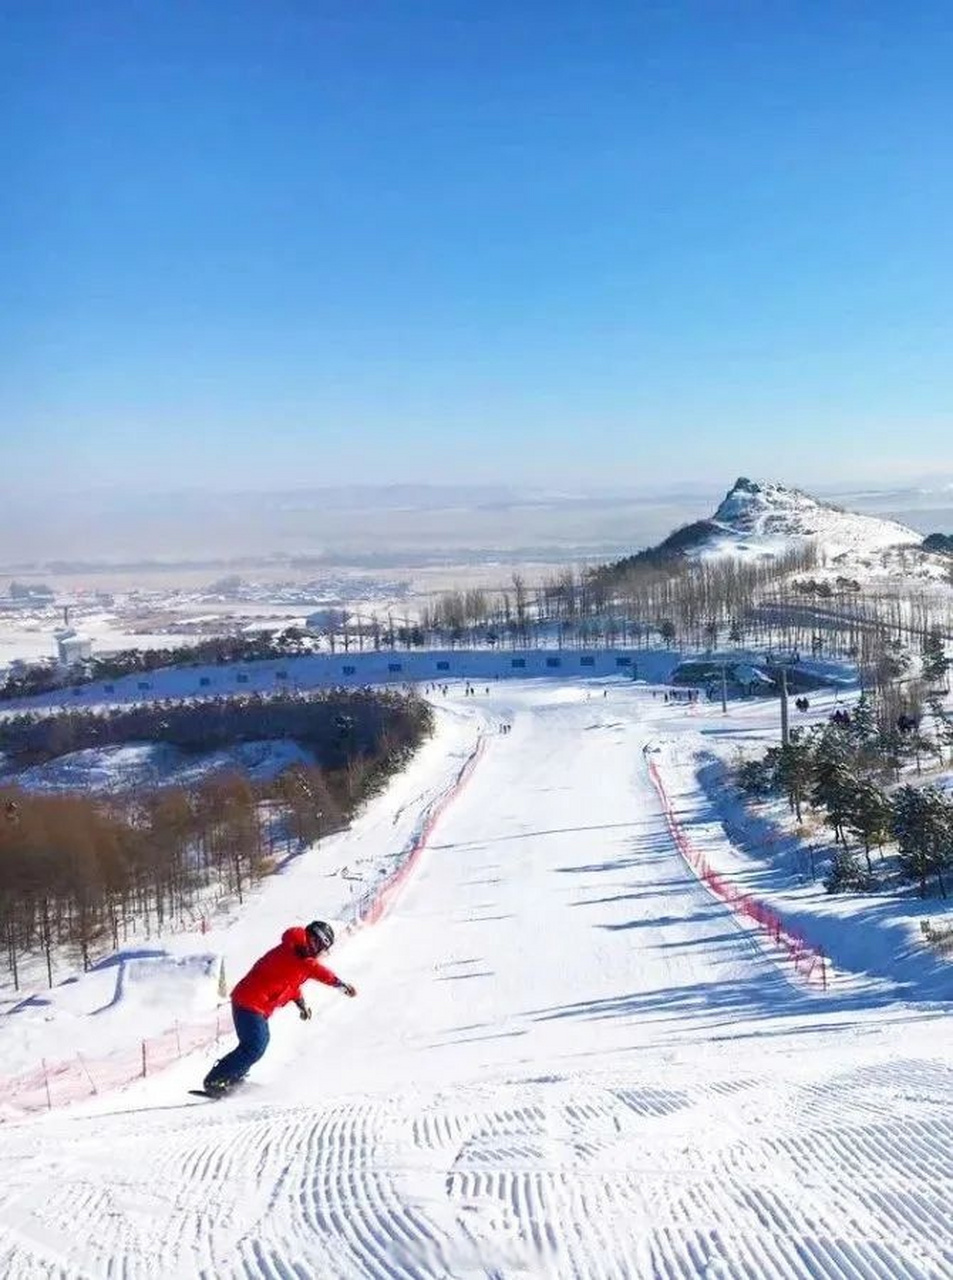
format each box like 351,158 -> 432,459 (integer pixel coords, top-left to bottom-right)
231,926 -> 341,1018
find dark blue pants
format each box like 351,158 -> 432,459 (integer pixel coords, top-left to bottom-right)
204,1002 -> 270,1088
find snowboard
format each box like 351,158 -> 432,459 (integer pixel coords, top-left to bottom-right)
189,1079 -> 251,1100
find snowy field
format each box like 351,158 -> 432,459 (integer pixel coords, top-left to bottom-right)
6,739 -> 318,795
1,677 -> 951,1278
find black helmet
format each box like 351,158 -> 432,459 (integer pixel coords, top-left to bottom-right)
305,920 -> 334,955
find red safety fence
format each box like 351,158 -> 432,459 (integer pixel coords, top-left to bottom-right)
0,1009 -> 231,1120
647,758 -> 829,990
345,736 -> 486,932
0,736 -> 487,1120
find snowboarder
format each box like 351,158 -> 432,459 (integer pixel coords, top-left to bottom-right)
201,921 -> 356,1096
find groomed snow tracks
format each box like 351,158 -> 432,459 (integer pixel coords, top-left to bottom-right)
2,1065 -> 951,1278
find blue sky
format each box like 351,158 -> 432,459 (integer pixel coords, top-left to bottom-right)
2,1 -> 952,494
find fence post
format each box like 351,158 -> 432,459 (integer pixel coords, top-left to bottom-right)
218,958 -> 228,999
141,1041 -> 147,1078
42,1058 -> 52,1111
820,950 -> 828,992
76,1052 -> 98,1095
175,1020 -> 181,1056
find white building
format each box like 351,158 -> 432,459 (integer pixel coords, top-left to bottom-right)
54,628 -> 93,667
305,608 -> 350,634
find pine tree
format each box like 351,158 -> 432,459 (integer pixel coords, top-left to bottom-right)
892,785 -> 926,892
920,789 -> 953,899
737,755 -> 776,797
907,726 -> 941,776
892,785 -> 952,898
849,691 -> 878,748
845,778 -> 890,876
927,694 -> 953,765
878,726 -> 905,784
824,844 -> 875,893
776,733 -> 814,823
921,627 -> 950,690
882,638 -> 911,681
811,730 -> 856,846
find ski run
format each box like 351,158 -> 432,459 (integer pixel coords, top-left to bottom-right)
1,675 -> 951,1279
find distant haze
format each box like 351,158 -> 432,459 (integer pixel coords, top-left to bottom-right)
0,483 -> 721,570
1,479 -> 952,577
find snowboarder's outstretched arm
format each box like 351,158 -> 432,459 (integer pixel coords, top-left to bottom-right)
305,959 -> 358,997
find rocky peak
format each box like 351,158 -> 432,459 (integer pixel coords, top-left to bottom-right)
711,477 -> 811,532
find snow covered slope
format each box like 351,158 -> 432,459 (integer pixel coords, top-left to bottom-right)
706,475 -> 923,561
0,679 -> 951,1278
631,476 -> 946,585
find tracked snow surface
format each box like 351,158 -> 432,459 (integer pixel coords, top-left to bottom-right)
1,679 -> 952,1278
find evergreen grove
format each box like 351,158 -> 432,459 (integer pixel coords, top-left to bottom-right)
737,688 -> 953,898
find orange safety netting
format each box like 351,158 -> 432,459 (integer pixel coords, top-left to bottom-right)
647,759 -> 828,990
0,737 -> 486,1119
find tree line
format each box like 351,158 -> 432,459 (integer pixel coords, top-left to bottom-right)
0,690 -> 433,988
0,687 -> 426,769
419,549 -> 953,670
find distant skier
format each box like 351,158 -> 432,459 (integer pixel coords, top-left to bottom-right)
201,921 -> 357,1096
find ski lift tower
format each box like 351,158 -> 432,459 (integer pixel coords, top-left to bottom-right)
762,653 -> 793,746
766,657 -> 792,746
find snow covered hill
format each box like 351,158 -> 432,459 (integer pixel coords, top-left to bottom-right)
1,676 -> 951,1278
5,738 -> 317,794
706,475 -> 923,560
641,476 -> 946,581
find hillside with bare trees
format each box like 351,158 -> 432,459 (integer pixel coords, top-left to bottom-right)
0,688 -> 432,987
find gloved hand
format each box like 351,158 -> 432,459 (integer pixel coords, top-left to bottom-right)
338,981 -> 357,998
297,1003 -> 312,1021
